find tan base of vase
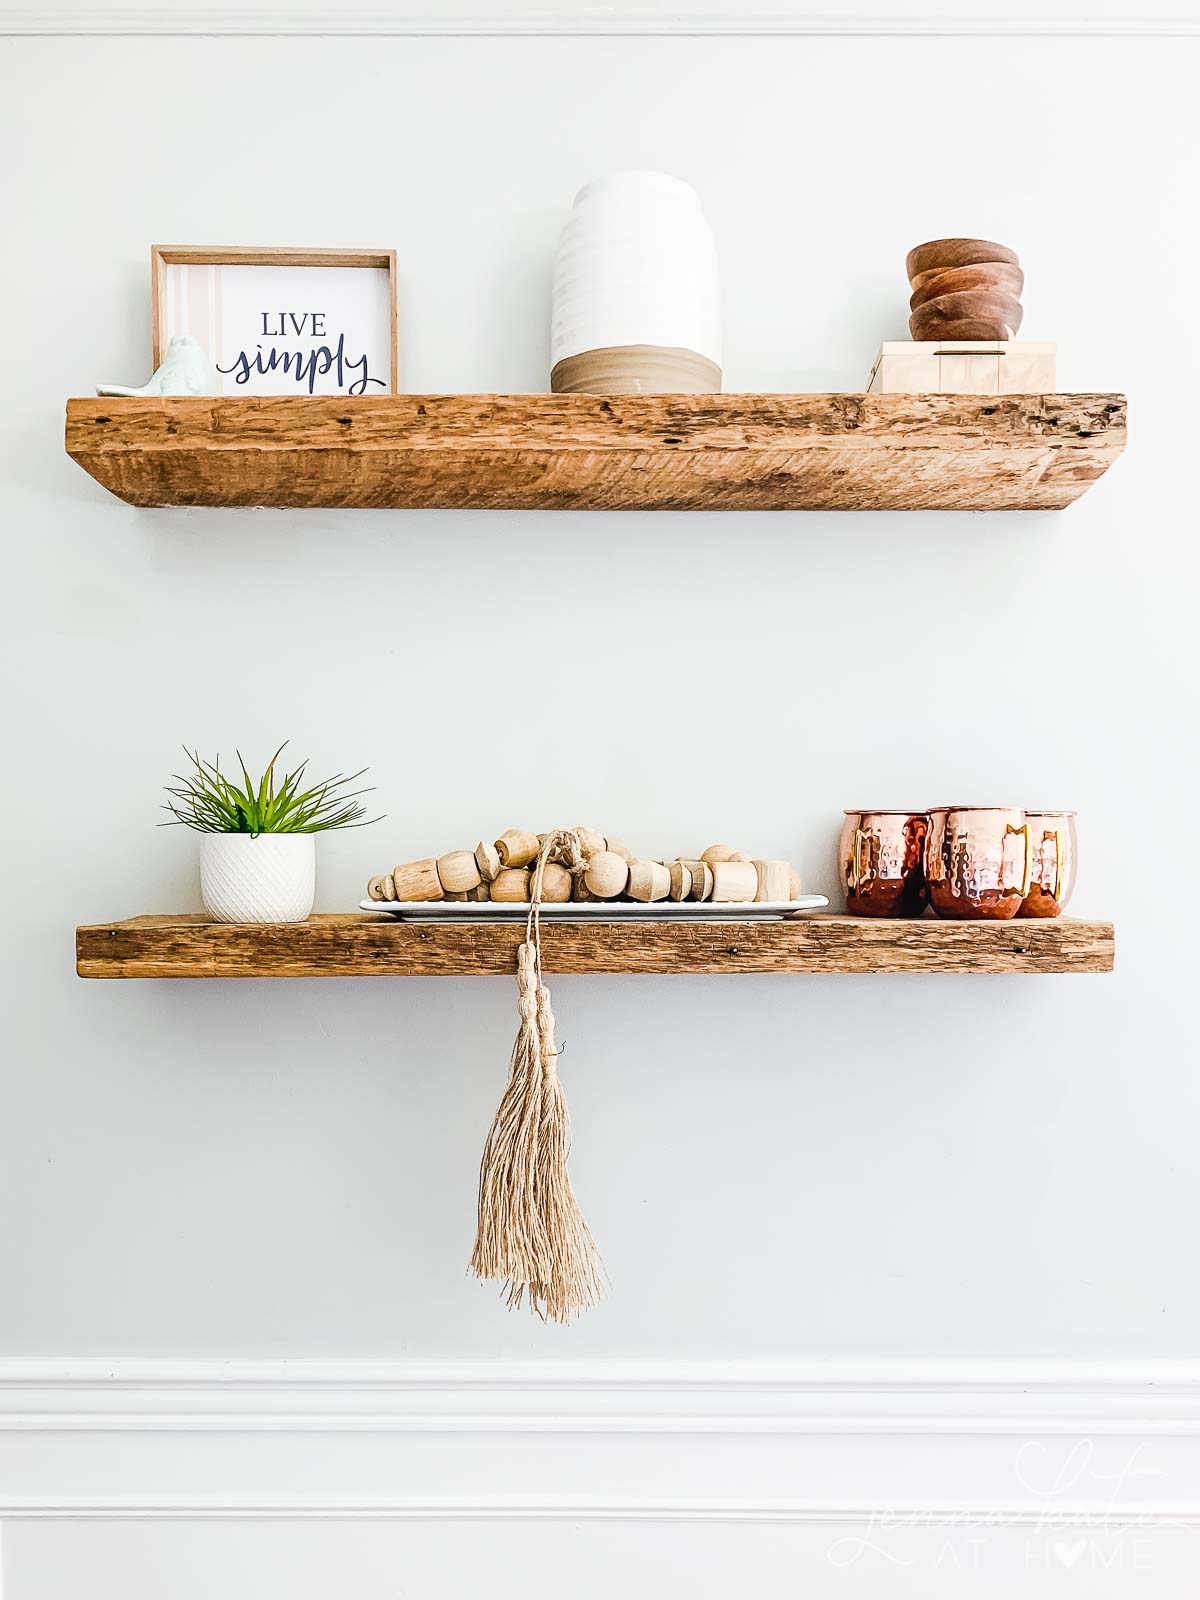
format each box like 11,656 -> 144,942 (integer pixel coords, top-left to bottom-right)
551,344 -> 722,395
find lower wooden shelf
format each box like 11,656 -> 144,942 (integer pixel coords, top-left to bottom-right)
75,913 -> 1115,979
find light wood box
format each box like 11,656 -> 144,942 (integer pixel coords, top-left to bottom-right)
867,341 -> 1056,396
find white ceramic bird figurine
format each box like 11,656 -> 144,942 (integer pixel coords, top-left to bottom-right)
96,334 -> 216,397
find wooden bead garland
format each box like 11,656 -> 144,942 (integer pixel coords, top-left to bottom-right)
372,834 -> 805,909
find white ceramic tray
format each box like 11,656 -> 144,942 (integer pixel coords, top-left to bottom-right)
360,896 -> 828,921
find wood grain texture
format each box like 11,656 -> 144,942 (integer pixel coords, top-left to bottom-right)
550,344 -> 722,396
75,913 -> 1115,979
910,289 -> 1024,341
906,239 -> 1020,279
153,246 -> 396,268
64,393 -> 1126,512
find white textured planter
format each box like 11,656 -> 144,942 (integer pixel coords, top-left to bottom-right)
550,170 -> 721,394
199,834 -> 316,924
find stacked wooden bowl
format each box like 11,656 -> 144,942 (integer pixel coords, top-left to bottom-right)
906,238 -> 1024,341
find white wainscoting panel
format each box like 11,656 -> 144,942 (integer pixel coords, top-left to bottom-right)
7,1515 -> 1200,1600
2,1363 -> 1199,1596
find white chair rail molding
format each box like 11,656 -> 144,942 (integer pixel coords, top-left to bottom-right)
0,1359 -> 1197,1524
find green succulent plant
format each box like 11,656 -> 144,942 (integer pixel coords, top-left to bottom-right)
163,744 -> 380,835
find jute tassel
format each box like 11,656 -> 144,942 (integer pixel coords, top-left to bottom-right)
470,829 -> 606,1321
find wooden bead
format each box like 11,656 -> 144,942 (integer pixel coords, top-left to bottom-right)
584,850 -> 629,899
490,868 -> 532,902
475,840 -> 500,884
701,843 -> 737,865
730,851 -> 751,864
710,860 -> 758,902
383,873 -> 396,901
437,849 -> 482,894
468,883 -> 491,901
392,858 -> 444,902
540,862 -> 573,902
683,860 -> 713,901
604,836 -> 632,863
572,873 -> 597,902
575,827 -> 606,858
627,859 -> 671,902
495,829 -> 539,868
789,867 -> 803,901
669,860 -> 692,901
754,859 -> 791,902
367,876 -> 385,901
443,890 -> 469,901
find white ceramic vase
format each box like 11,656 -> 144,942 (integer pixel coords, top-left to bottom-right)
199,833 -> 316,923
550,170 -> 721,394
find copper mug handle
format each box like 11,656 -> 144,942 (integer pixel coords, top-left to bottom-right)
1050,827 -> 1064,902
1005,821 -> 1033,898
850,827 -> 869,891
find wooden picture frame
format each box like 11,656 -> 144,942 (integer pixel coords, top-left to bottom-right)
151,246 -> 399,395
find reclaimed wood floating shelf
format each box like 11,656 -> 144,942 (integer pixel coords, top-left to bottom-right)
64,392 -> 1126,512
76,913 -> 1115,980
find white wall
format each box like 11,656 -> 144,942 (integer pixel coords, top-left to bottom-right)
0,12 -> 1197,1592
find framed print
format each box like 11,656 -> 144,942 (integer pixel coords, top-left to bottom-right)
152,246 -> 398,396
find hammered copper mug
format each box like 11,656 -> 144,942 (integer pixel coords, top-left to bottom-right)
839,810 -> 930,917
924,806 -> 1032,920
1018,811 -> 1077,917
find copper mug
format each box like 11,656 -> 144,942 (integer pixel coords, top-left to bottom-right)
839,810 -> 930,917
924,806 -> 1033,920
1019,811 -> 1077,917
